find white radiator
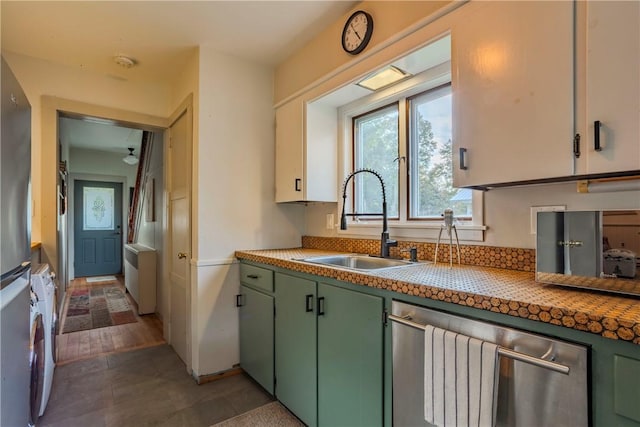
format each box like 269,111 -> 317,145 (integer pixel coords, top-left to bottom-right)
124,243 -> 156,315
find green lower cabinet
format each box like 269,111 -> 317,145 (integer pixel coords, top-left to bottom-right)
239,284 -> 274,394
275,273 -> 318,426
274,272 -> 385,427
317,282 -> 384,427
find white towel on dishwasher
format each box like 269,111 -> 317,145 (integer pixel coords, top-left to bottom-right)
424,325 -> 500,427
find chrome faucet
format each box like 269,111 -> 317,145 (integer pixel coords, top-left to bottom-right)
340,168 -> 397,258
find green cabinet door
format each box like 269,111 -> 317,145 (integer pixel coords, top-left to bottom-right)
239,285 -> 274,394
317,282 -> 384,427
275,273 -> 318,427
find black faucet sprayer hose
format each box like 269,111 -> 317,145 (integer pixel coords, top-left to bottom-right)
340,168 -> 396,257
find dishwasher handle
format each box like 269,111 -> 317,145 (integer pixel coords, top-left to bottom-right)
388,314 -> 570,375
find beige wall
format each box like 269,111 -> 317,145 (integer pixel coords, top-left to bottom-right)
2,51 -> 171,275
274,0 -> 451,104
190,45 -> 304,376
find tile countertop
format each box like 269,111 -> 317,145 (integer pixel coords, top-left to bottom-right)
235,248 -> 640,345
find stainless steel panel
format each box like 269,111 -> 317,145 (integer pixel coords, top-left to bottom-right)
0,270 -> 31,427
536,210 -> 640,297
392,301 -> 589,427
1,57 -> 31,275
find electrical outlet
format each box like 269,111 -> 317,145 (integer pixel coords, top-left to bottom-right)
326,213 -> 334,230
530,205 -> 566,234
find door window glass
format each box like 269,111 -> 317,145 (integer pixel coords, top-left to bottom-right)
83,187 -> 115,230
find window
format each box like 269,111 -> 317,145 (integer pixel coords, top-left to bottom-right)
335,35 -> 485,240
353,104 -> 399,218
408,84 -> 468,219
351,83 -> 467,223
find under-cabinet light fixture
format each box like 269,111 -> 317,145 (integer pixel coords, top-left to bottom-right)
577,178 -> 640,193
357,65 -> 411,91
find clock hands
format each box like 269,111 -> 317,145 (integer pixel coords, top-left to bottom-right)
350,23 -> 362,41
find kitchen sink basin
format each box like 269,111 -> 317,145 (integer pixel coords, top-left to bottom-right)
297,254 -> 415,271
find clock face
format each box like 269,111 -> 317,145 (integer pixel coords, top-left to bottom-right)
342,11 -> 373,55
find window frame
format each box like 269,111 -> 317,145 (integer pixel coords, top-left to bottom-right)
337,61 -> 486,242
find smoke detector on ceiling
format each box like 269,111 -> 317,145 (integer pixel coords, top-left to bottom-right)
114,55 -> 137,69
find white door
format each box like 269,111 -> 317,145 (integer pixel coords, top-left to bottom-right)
168,102 -> 192,366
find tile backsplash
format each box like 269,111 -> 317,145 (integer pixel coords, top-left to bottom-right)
302,236 -> 535,272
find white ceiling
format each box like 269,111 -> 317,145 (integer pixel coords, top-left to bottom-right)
2,1 -> 357,154
60,117 -> 144,156
1,1 -> 357,85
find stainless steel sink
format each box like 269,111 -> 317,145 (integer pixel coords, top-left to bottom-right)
297,254 -> 414,271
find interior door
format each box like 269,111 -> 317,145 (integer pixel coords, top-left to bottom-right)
168,105 -> 191,366
73,180 -> 122,277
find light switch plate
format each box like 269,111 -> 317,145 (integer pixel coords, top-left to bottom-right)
326,213 -> 334,230
530,205 -> 566,234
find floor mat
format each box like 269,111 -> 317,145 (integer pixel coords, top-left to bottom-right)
211,401 -> 303,427
62,285 -> 137,333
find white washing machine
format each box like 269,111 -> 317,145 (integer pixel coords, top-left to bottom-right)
31,264 -> 57,417
29,289 -> 45,427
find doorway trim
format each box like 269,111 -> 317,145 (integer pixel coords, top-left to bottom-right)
41,96 -> 166,283
67,173 -> 128,281
41,96 -> 168,336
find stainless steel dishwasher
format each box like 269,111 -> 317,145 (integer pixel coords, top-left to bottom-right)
391,301 -> 589,426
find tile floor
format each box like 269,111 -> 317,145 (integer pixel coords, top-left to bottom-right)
39,344 -> 274,427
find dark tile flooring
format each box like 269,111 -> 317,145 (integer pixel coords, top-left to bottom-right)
39,344 -> 274,427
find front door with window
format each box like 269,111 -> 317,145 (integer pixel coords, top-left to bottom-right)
74,180 -> 123,277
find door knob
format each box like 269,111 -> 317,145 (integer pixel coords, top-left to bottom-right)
177,252 -> 187,259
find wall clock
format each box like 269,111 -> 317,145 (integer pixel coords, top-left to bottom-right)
341,10 -> 373,55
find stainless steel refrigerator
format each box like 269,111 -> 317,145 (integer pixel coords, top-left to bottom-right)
1,56 -> 32,427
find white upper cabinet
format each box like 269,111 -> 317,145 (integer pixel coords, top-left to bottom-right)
452,1 -> 575,188
275,97 -> 337,203
275,98 -> 304,203
579,1 -> 640,175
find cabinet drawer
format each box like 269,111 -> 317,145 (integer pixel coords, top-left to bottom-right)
240,264 -> 274,293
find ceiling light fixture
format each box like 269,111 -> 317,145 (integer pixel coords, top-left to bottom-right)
114,55 -> 137,69
123,147 -> 139,165
357,65 -> 412,91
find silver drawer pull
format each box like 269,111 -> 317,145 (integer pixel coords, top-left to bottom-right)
558,240 -> 583,248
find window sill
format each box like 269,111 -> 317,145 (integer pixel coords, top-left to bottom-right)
337,221 -> 487,242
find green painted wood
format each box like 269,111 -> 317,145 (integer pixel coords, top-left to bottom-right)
242,260 -> 640,427
240,263 -> 274,293
239,285 -> 274,394
275,273 -> 318,427
317,282 -> 384,427
614,355 -> 640,423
